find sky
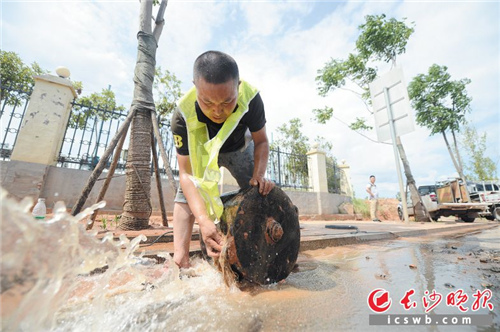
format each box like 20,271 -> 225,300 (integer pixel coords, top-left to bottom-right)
2,0 -> 499,199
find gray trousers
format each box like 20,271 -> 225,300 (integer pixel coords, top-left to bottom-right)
174,141 -> 255,203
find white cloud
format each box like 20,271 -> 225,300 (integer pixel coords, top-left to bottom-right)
239,2 -> 311,38
155,1 -> 232,89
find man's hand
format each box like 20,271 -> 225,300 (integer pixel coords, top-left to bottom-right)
250,176 -> 275,196
197,215 -> 223,258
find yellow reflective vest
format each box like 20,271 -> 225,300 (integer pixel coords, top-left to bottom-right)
177,80 -> 259,221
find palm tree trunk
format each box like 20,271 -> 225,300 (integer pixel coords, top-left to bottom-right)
121,109 -> 153,230
120,0 -> 168,230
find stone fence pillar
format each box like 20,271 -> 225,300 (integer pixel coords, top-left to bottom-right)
338,159 -> 354,198
10,74 -> 76,165
3,73 -> 76,201
306,144 -> 328,193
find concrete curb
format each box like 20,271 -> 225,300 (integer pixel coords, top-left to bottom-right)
139,222 -> 498,261
299,223 -> 498,251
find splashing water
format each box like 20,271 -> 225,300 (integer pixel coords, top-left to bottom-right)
0,188 -> 251,331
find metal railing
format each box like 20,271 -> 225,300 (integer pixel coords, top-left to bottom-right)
57,101 -> 179,179
268,147 -> 310,190
326,158 -> 341,194
0,83 -> 33,160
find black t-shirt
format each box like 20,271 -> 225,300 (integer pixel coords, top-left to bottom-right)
171,92 -> 266,155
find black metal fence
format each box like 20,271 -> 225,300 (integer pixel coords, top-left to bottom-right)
58,100 -> 179,178
0,83 -> 33,160
326,157 -> 341,194
268,147 -> 310,190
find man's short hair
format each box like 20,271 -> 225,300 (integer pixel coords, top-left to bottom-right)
193,51 -> 239,84
370,175 -> 375,179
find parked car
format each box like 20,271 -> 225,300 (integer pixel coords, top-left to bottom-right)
467,181 -> 500,221
418,185 -> 437,199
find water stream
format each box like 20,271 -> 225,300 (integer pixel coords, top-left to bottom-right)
1,189 -> 498,331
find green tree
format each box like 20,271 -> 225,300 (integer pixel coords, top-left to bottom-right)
315,14 -> 414,109
71,87 -> 126,129
315,14 -> 427,221
356,14 -> 414,65
460,123 -> 497,181
0,50 -> 47,104
408,64 -> 472,188
271,118 -> 309,155
153,66 -> 182,121
270,119 -> 341,191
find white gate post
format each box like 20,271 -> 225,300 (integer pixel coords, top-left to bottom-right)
11,74 -> 77,165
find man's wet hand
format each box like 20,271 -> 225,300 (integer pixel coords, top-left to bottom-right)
198,216 -> 223,258
249,176 -> 275,196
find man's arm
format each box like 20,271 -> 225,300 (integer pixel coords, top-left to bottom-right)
249,125 -> 275,195
177,154 -> 222,257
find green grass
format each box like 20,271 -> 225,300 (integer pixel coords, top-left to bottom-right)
352,197 -> 370,219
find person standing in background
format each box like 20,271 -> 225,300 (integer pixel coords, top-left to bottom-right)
366,175 -> 381,222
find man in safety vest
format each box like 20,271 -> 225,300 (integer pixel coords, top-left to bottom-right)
171,51 -> 275,268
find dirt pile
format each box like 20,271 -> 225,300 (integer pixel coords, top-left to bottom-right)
376,198 -> 401,221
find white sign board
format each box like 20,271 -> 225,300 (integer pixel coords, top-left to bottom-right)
369,67 -> 415,142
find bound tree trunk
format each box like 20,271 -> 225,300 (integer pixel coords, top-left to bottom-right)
120,0 -> 168,230
121,107 -> 153,229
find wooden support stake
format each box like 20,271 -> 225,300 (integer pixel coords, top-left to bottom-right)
86,125 -> 129,230
150,110 -> 177,193
151,133 -> 168,227
71,107 -> 137,216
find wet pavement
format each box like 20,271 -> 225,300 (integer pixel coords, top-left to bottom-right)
62,222 -> 500,331
94,218 -> 499,260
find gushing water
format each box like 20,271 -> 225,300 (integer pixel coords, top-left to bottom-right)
0,189 -> 245,331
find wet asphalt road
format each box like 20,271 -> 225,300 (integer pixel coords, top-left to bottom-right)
278,225 -> 500,331
48,225 -> 500,332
